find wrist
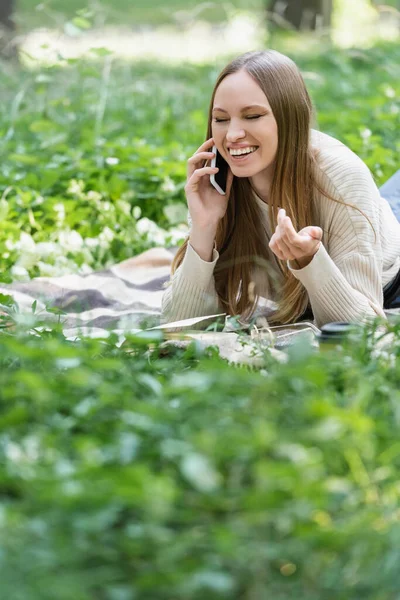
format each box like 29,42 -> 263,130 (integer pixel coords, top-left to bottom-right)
190,221 -> 219,235
291,241 -> 321,270
291,256 -> 312,270
290,251 -> 317,270
189,226 -> 218,262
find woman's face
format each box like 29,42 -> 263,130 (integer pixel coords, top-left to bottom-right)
211,70 -> 278,181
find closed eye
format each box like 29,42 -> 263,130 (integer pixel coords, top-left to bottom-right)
214,115 -> 261,123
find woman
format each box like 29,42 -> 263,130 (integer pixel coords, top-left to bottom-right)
161,50 -> 400,329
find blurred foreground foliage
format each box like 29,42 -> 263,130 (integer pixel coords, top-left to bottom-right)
0,317 -> 399,599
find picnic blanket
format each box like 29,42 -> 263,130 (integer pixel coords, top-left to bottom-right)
0,243 -> 398,333
0,245 -> 313,365
0,247 -> 175,337
0,243 -> 398,366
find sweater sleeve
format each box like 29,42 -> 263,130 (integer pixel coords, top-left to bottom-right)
288,243 -> 385,326
288,146 -> 386,327
161,242 -> 223,330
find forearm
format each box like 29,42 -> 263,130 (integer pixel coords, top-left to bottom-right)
289,244 -> 385,326
161,241 -> 222,330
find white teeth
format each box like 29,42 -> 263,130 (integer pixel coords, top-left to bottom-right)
229,146 -> 258,156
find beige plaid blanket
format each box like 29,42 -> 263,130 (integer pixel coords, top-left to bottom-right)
0,247 -> 398,365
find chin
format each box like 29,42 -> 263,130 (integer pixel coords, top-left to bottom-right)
232,166 -> 259,177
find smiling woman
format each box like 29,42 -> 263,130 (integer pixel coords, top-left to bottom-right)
211,72 -> 279,201
161,49 -> 400,329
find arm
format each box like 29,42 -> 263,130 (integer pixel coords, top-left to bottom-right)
161,241 -> 223,331
289,154 -> 386,326
289,244 -> 385,326
162,135 -> 234,332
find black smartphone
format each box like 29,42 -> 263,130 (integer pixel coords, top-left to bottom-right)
210,144 -> 229,195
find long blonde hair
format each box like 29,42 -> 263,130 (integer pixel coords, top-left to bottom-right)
172,50 -> 336,324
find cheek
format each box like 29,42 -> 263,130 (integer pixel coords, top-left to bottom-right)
261,127 -> 278,154
271,124 -> 279,149
211,123 -> 222,140
211,127 -> 225,155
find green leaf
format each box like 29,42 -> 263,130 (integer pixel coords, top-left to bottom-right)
9,154 -> 39,165
0,293 -> 17,307
29,120 -> 57,134
72,16 -> 92,30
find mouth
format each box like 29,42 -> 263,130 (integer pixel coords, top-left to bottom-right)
228,146 -> 259,163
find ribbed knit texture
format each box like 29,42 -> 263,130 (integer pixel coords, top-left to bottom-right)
161,130 -> 400,329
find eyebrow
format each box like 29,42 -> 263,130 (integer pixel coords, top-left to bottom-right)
212,104 -> 268,113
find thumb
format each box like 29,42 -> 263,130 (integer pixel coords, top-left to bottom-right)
310,227 -> 323,240
303,226 -> 322,240
299,226 -> 323,240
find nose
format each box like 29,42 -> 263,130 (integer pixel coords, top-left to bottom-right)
226,120 -> 246,142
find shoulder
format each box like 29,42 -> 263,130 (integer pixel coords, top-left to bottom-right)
310,130 -> 382,254
310,129 -> 378,200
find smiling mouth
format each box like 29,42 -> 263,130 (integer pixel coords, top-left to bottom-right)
228,147 -> 259,161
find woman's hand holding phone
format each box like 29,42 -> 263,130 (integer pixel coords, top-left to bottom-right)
185,137 -> 233,233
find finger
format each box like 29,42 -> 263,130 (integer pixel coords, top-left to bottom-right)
309,227 -> 323,240
277,208 -> 286,227
195,138 -> 215,154
188,136 -> 215,175
187,151 -> 215,173
188,152 -> 215,164
284,234 -> 320,258
299,226 -> 323,240
277,209 -> 297,239
281,216 -> 304,248
302,238 -> 322,255
276,237 -> 296,261
281,217 -> 322,252
269,237 -> 286,261
277,209 -> 301,250
185,166 -> 219,190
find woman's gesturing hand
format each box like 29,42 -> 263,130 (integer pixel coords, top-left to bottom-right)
269,208 -> 323,269
185,137 -> 234,231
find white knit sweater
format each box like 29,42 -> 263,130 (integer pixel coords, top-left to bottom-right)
161,130 -> 400,328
